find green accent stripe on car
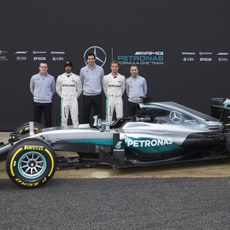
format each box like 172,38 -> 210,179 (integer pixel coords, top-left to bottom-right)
67,139 -> 113,146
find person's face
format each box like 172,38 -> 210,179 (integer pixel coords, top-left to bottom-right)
39,63 -> 48,75
130,66 -> 138,77
111,63 -> 119,75
65,66 -> 72,73
87,55 -> 95,66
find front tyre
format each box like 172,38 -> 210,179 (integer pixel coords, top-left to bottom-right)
6,139 -> 57,188
14,122 -> 44,136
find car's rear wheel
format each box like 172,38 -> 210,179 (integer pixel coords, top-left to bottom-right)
226,135 -> 230,154
6,139 -> 57,188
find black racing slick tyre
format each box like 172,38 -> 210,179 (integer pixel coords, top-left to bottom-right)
6,139 -> 57,188
226,135 -> 230,154
14,122 -> 44,136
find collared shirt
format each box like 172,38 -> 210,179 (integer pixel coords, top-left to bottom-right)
30,73 -> 55,103
126,75 -> 147,103
103,73 -> 125,97
80,64 -> 104,96
56,72 -> 82,98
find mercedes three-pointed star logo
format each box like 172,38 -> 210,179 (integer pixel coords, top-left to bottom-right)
169,111 -> 183,124
83,46 -> 107,67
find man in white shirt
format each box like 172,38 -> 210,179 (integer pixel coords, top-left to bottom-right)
103,61 -> 125,122
56,61 -> 82,127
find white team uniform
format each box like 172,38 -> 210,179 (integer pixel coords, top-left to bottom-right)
56,72 -> 82,127
103,73 -> 125,122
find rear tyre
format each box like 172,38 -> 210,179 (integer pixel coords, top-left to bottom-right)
6,138 -> 57,188
226,135 -> 230,154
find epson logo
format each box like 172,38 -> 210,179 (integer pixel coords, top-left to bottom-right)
200,57 -> 212,62
135,51 -> 164,55
127,138 -> 173,147
33,57 -> 46,61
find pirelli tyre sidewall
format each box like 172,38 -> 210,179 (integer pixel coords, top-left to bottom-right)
6,139 -> 57,188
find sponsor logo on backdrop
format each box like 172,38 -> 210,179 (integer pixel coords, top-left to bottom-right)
199,52 -> 213,55
199,51 -> 212,62
32,50 -> 47,61
15,50 -> 28,61
32,51 -> 47,54
181,52 -> 195,55
83,46 -> 107,66
50,50 -> 65,61
33,56 -> 47,61
0,50 -> 8,61
117,51 -> 164,65
51,51 -> 65,55
200,57 -> 212,62
182,51 -> 229,63
216,52 -> 229,62
183,57 -> 195,62
16,56 -> 27,61
181,51 -> 195,62
52,57 -> 64,61
0,50 -> 8,55
15,51 -> 28,54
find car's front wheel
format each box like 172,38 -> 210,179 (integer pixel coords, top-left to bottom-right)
14,122 -> 44,136
6,139 -> 57,188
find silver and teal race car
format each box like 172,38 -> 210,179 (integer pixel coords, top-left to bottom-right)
1,98 -> 230,188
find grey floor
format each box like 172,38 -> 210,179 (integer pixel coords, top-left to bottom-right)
0,178 -> 230,230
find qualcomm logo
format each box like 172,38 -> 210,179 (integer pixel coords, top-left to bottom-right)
83,46 -> 107,66
199,52 -> 212,55
126,138 -> 173,147
33,51 -> 47,54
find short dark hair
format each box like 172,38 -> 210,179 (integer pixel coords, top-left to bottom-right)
39,61 -> 48,66
111,60 -> 118,65
86,53 -> 95,59
130,64 -> 138,69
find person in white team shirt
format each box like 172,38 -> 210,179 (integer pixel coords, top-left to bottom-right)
56,61 -> 82,127
103,61 -> 125,122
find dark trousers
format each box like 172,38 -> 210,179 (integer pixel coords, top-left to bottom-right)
33,102 -> 52,127
128,101 -> 140,116
83,94 -> 102,123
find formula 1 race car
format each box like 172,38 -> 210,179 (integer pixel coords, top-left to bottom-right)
1,97 -> 230,188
